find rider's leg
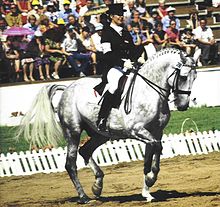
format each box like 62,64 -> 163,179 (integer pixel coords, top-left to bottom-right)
96,68 -> 123,131
96,90 -> 115,131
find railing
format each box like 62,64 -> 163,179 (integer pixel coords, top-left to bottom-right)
0,130 -> 219,177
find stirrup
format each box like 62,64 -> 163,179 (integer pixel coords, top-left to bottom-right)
96,118 -> 107,131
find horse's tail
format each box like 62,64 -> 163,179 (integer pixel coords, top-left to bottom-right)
16,84 -> 67,149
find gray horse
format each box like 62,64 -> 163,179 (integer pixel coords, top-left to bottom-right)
18,48 -> 198,204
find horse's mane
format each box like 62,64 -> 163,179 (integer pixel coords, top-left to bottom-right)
141,48 -> 185,73
139,48 -> 186,85
147,48 -> 183,65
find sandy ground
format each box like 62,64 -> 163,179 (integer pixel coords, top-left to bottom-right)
0,152 -> 220,207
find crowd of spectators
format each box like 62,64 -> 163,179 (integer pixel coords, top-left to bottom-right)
0,0 -> 219,83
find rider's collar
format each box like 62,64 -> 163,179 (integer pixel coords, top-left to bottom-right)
110,23 -> 123,36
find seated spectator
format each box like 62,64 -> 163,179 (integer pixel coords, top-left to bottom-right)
79,0 -> 95,26
2,36 -> 20,81
23,14 -> 38,41
0,0 -> 13,15
166,20 -> 184,49
5,3 -> 23,27
180,28 -> 196,56
58,0 -> 79,24
148,8 -> 161,30
0,40 -> 16,83
162,6 -> 180,31
91,23 -> 105,75
28,0 -> 42,20
142,24 -> 156,59
25,31 -> 51,80
157,0 -> 167,20
0,14 -> 7,32
135,0 -> 148,19
44,27 -> 67,79
66,14 -> 81,34
14,35 -> 35,82
129,22 -> 146,46
38,14 -> 57,34
80,15 -> 96,34
127,10 -> 147,32
186,11 -> 199,30
193,18 -> 219,65
79,26 -> 97,74
44,2 -> 59,24
15,0 -> 32,24
62,26 -> 91,77
21,55 -> 35,82
153,21 -> 168,51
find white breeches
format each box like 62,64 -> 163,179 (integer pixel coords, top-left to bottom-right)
107,67 -> 124,94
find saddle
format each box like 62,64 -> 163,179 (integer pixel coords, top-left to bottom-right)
94,75 -> 128,109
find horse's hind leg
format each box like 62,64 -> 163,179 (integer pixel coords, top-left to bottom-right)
88,157 -> 104,198
79,132 -> 106,198
64,128 -> 91,204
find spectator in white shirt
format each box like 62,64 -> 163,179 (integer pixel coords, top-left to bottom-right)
193,18 -> 218,65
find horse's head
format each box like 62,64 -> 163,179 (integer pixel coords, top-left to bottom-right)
168,51 -> 197,111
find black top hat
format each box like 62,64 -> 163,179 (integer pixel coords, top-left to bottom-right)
107,3 -> 126,16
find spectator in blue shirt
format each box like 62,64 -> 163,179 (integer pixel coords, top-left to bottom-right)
58,0 -> 79,24
161,6 -> 180,31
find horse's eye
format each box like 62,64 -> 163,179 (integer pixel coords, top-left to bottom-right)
180,76 -> 187,81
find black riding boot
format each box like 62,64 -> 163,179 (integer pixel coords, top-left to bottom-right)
96,91 -> 114,131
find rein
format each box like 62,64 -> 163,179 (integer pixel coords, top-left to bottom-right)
124,64 -> 169,115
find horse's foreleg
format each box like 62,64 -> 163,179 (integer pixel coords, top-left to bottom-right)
88,157 -> 104,198
65,129 -> 91,204
142,142 -> 162,202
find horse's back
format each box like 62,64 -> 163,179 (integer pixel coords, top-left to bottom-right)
58,77 -> 102,125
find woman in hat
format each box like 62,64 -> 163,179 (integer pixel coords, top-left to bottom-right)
95,3 -> 144,131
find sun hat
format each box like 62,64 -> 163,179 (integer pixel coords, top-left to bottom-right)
166,6 -> 176,12
63,0 -> 71,4
57,18 -> 65,25
32,0 -> 40,6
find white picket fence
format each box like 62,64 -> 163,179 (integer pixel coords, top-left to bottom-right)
0,130 -> 219,177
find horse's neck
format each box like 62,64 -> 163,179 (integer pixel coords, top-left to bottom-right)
140,53 -> 174,90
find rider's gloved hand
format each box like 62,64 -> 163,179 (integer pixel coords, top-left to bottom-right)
123,59 -> 133,72
138,56 -> 145,65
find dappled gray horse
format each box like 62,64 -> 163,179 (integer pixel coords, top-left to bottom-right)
18,48 -> 198,204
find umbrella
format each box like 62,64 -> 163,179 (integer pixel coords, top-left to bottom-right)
3,27 -> 34,36
84,5 -> 108,16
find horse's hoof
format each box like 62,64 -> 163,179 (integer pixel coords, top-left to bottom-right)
77,195 -> 91,204
92,183 -> 103,198
146,196 -> 156,202
142,190 -> 156,202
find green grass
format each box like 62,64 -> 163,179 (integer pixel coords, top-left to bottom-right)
0,106 -> 219,154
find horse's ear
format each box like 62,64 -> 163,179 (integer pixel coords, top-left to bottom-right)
193,48 -> 201,63
180,51 -> 187,64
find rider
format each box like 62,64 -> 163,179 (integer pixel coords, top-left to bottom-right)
95,3 -> 144,131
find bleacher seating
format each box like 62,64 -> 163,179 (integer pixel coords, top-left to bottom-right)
145,0 -> 220,40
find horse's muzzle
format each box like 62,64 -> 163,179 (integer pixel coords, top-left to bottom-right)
177,105 -> 189,111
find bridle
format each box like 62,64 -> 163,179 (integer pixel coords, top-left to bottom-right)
124,60 -> 195,114
169,61 -> 195,96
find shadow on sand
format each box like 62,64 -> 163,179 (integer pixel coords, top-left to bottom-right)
42,190 -> 220,205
